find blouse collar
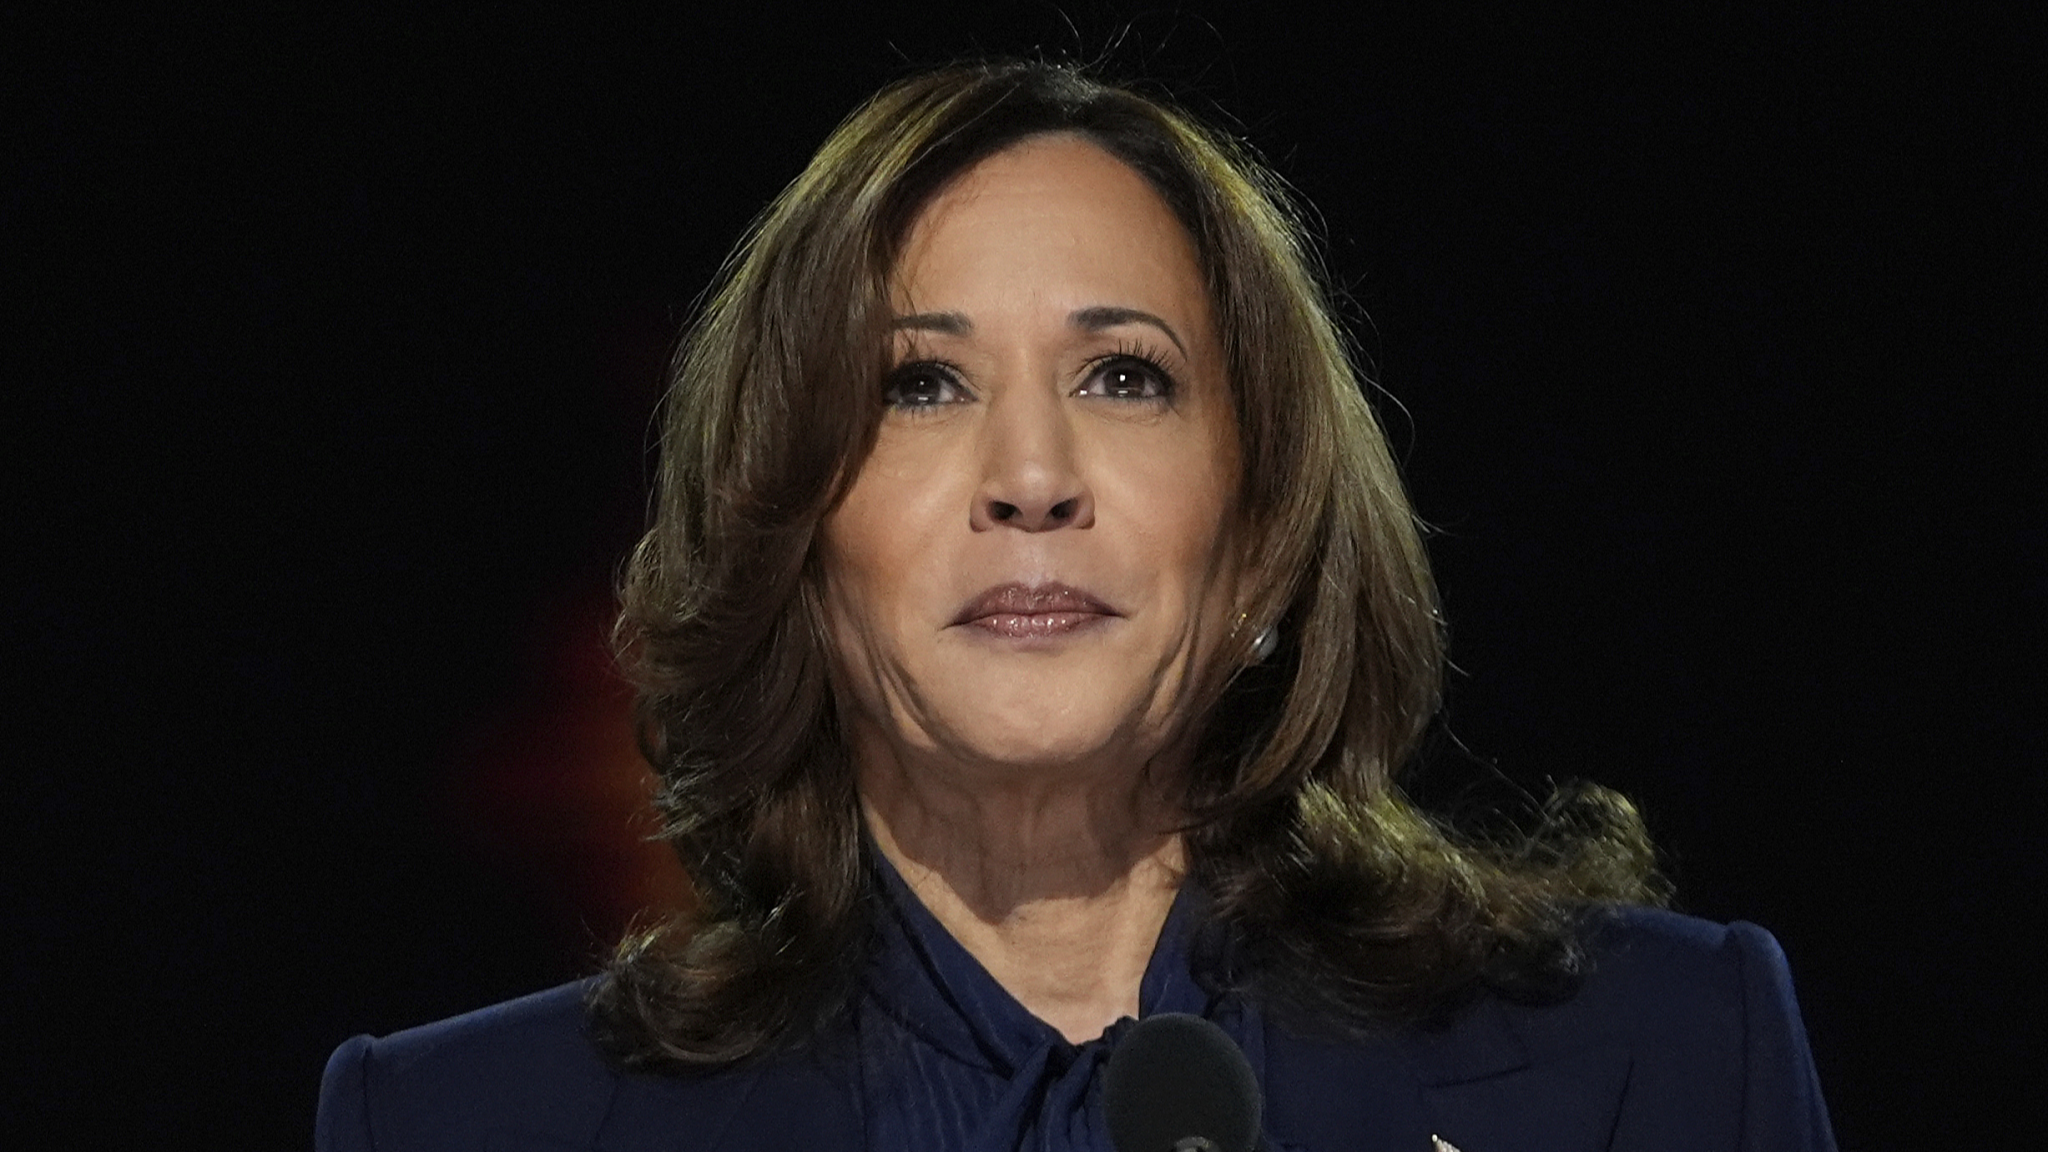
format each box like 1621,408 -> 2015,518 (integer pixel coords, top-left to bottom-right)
862,846 -> 1217,1075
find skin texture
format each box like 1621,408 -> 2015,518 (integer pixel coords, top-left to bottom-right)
820,133 -> 1244,1044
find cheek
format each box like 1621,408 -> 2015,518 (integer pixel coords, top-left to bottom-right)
829,428 -> 970,546
817,448 -> 957,642
819,513 -> 899,652
1115,430 -> 1240,583
815,532 -> 900,728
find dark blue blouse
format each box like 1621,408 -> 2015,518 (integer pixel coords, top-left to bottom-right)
856,854 -> 1272,1152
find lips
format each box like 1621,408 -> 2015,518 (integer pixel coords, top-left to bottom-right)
952,582 -> 1119,639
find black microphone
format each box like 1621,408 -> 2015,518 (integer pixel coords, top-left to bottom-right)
1103,1012 -> 1263,1152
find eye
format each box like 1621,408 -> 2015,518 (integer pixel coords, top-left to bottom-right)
1077,353 -> 1176,402
882,362 -> 971,411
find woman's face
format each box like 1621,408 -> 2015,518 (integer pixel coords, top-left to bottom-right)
821,133 -> 1242,783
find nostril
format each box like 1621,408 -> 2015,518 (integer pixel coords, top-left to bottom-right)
991,500 -> 1020,521
1049,498 -> 1076,521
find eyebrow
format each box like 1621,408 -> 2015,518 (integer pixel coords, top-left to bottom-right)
1071,306 -> 1187,356
890,306 -> 1188,357
890,311 -> 973,337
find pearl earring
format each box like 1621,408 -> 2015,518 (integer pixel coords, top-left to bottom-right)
1250,626 -> 1278,662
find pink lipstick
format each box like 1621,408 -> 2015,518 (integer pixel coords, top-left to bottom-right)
952,582 -> 1119,640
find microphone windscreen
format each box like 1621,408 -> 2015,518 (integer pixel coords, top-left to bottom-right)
1102,1012 -> 1262,1152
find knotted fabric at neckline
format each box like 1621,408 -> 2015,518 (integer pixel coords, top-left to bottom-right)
853,848 -> 1273,1152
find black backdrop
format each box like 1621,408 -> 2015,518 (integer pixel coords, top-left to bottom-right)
9,5 -> 2038,1147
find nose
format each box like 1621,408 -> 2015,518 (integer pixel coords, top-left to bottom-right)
971,389 -> 1095,533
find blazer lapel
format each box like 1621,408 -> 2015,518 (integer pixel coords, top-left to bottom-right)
594,1049 -> 863,1152
1405,998 -> 1630,1152
1265,997 -> 1629,1152
1262,1020 -> 1439,1152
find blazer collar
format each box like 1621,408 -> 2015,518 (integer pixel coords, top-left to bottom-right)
586,992 -> 1628,1152
1264,995 -> 1629,1152
1403,995 -> 1532,1086
1404,997 -> 1631,1152
594,1047 -> 863,1152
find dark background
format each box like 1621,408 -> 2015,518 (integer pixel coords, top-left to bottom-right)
8,4 -> 2037,1147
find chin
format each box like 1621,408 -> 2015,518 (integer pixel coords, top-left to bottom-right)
936,698 -> 1169,777
959,733 -> 1123,773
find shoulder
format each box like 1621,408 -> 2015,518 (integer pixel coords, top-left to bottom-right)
316,980 -> 854,1152
1515,905 -> 1813,1064
1460,907 -> 1833,1150
1264,908 -> 1835,1152
1391,907 -> 1789,1084
1570,907 -> 1834,1146
318,981 -> 610,1151
1546,906 -> 1787,1034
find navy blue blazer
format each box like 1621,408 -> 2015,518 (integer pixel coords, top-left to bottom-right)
316,908 -> 1834,1151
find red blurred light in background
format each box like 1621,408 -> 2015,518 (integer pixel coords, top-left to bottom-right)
443,588 -> 693,957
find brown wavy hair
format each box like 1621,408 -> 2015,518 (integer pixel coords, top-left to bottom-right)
590,59 -> 1663,1069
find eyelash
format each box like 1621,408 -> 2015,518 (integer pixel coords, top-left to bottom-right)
880,341 -> 1181,413
880,359 -> 971,413
1080,340 -> 1180,404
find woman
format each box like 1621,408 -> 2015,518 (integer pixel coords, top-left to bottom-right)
318,61 -> 1834,1151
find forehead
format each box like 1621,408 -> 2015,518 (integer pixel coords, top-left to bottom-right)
891,133 -> 1208,317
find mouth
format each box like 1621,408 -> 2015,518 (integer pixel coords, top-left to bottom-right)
951,581 -> 1120,640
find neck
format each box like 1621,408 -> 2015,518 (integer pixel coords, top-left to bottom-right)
856,726 -> 1187,1044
